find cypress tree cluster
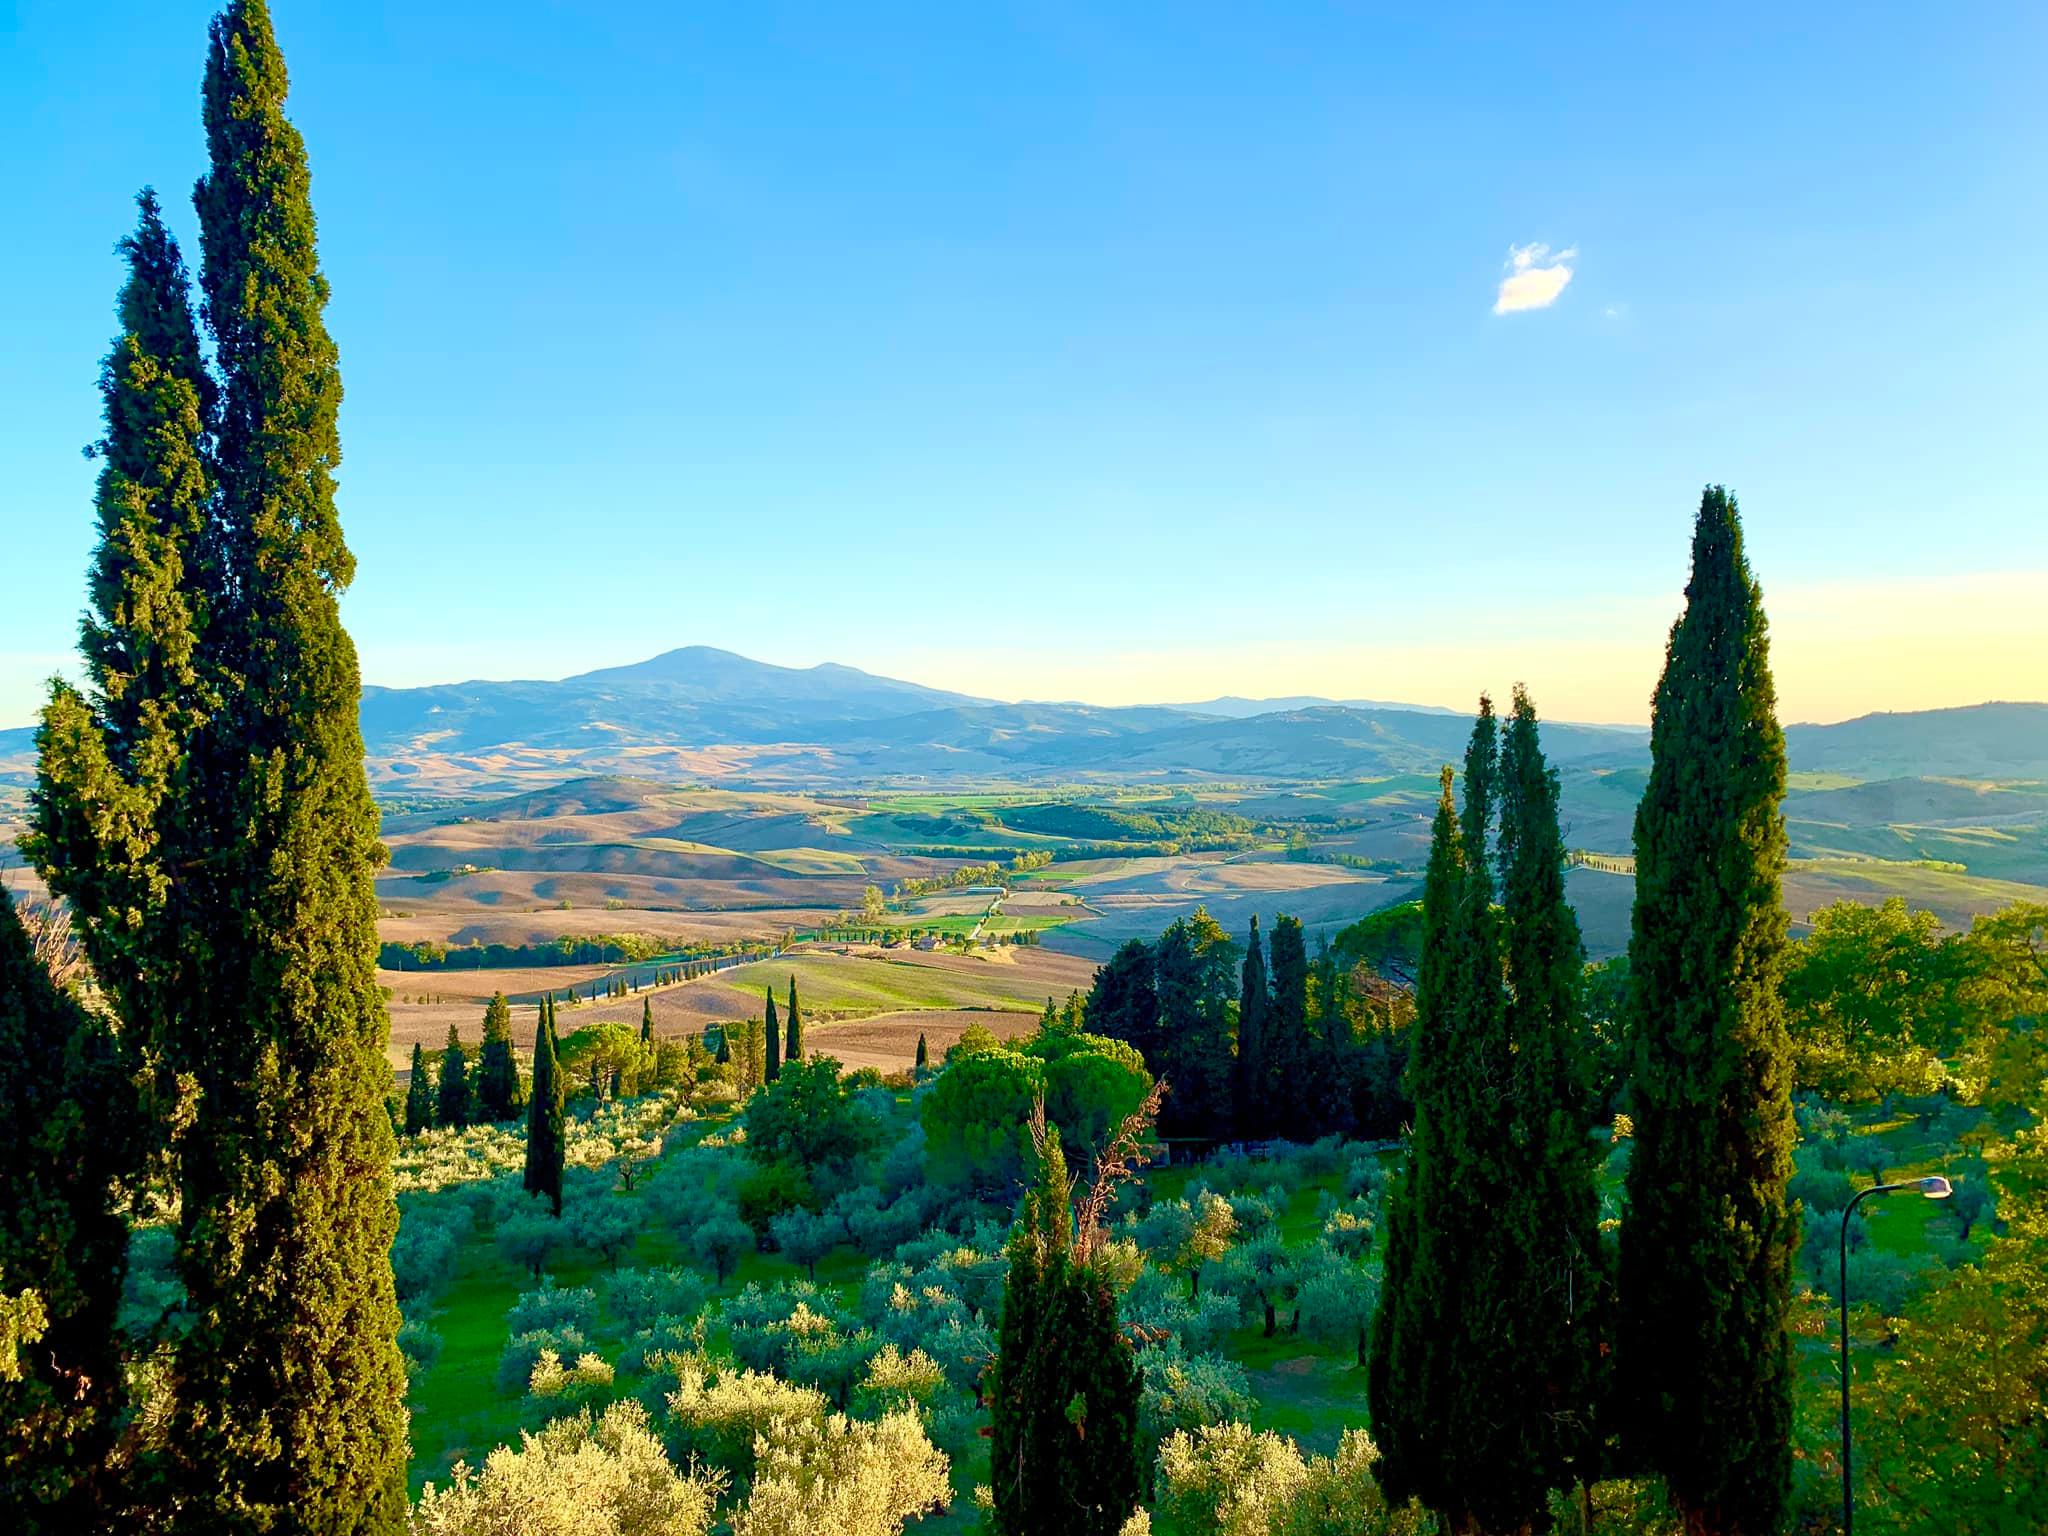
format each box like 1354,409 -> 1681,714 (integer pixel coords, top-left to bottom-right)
764,986 -> 781,1083
474,991 -> 522,1122
0,890 -> 135,1527
525,999 -> 566,1216
785,976 -> 804,1062
27,4 -> 408,1526
1370,693 -> 1606,1531
1617,487 -> 1796,1536
989,1124 -> 1143,1535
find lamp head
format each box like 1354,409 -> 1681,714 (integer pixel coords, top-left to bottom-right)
1916,1175 -> 1953,1199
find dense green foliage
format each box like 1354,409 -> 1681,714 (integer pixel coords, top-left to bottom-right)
1617,487 -> 1797,1536
990,1126 -> 1143,1534
0,891 -> 134,1527
475,992 -> 522,1122
525,1001 -> 565,1215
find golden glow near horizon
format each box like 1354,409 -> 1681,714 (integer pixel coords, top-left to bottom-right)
881,569 -> 2048,726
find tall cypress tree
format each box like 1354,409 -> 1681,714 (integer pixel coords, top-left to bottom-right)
1266,914 -> 1310,1125
524,1001 -> 565,1216
1233,915 -> 1269,1140
0,889 -> 134,1527
1370,703 -> 1520,1529
475,991 -> 520,1122
1369,767 -> 1464,1510
1618,487 -> 1796,1536
640,995 -> 653,1045
436,1024 -> 471,1129
990,1122 -> 1142,1535
764,986 -> 781,1083
1474,686 -> 1609,1511
140,6 -> 411,1526
403,1043 -> 434,1136
915,1031 -> 929,1075
785,976 -> 804,1062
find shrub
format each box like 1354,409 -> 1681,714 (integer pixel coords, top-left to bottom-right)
393,1214 -> 467,1307
399,1317 -> 444,1379
507,1279 -> 597,1338
1137,1344 -> 1254,1468
410,1400 -> 718,1536
497,1327 -> 591,1397
497,1200 -> 567,1279
566,1196 -> 641,1270
729,1408 -> 950,1536
603,1267 -> 712,1335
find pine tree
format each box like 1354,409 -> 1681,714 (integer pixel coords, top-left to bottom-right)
1477,686 -> 1609,1509
134,7 -> 412,1525
915,1031 -> 929,1074
1618,487 -> 1796,1536
474,991 -> 520,1122
786,976 -> 804,1062
0,889 -> 134,1526
436,1024 -> 471,1129
1233,915 -> 1269,1140
525,1001 -> 566,1216
764,987 -> 781,1083
403,1043 -> 434,1136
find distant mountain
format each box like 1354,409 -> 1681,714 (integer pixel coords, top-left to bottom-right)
5,649 -> 2044,797
1785,703 -> 2048,780
1174,694 -> 1463,719
357,646 -> 987,754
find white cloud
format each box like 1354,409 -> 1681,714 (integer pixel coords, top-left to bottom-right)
1493,241 -> 1576,314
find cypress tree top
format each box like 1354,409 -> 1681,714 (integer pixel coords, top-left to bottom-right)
764,986 -> 781,1082
785,975 -> 804,1062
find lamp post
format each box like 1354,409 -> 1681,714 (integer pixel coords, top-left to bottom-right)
1839,1173 -> 1950,1534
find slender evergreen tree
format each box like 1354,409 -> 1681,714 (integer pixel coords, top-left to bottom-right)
474,991 -> 520,1122
640,995 -> 653,1045
1233,915 -> 1269,1139
915,1031 -> 929,1074
713,1023 -> 732,1067
1618,488 -> 1796,1536
785,976 -> 804,1062
524,1001 -> 565,1216
990,1121 -> 1143,1534
1371,703 -> 1520,1528
764,986 -> 781,1083
436,1024 -> 471,1129
0,889 -> 134,1527
1475,686 -> 1609,1510
1266,914 -> 1310,1123
127,6 -> 413,1525
403,1043 -> 434,1136
1369,767 -> 1463,1509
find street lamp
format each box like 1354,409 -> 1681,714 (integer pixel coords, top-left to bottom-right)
1839,1174 -> 1950,1534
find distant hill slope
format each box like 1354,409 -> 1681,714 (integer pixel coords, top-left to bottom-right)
4,650 -> 2043,794
1785,702 -> 2048,779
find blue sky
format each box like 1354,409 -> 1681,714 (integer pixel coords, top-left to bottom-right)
4,1 -> 2044,727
